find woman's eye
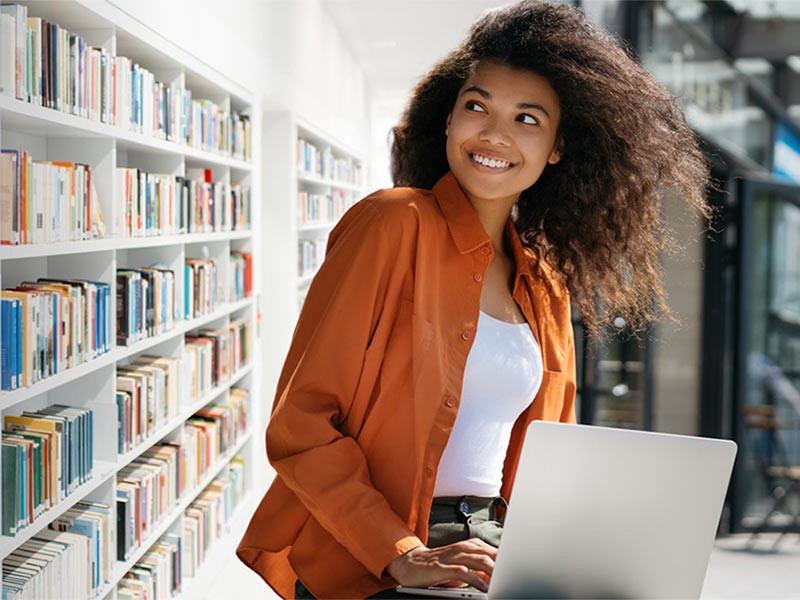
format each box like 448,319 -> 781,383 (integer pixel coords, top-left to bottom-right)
465,100 -> 486,113
517,113 -> 538,125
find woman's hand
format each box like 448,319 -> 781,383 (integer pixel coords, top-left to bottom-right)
386,538 -> 497,592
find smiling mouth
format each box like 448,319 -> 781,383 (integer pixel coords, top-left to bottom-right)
470,153 -> 513,169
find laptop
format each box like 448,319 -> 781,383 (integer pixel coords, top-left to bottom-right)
397,421 -> 737,599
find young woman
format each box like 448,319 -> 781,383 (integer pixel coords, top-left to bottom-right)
238,2 -> 709,598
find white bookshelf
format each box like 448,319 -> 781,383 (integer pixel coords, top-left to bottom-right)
293,119 -> 365,302
0,1 -> 261,598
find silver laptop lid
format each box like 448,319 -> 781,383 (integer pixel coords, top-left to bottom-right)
490,421 -> 737,599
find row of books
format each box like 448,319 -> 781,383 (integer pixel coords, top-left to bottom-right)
186,389 -> 250,475
116,267 -> 177,346
0,267 -> 251,389
117,442 -> 183,563
1,455 -> 245,600
229,251 -> 253,302
117,456 -> 245,600
116,356 -> 182,455
0,5 -> 252,160
1,278 -> 111,391
0,149 -> 107,246
182,455 -> 246,577
2,405 -> 94,536
186,320 -> 250,390
117,532 -> 182,600
116,167 -> 252,238
297,190 -> 353,227
296,138 -> 362,185
184,258 -> 217,320
49,501 -> 114,596
298,239 -> 327,279
1,527 -> 94,599
116,398 -> 248,563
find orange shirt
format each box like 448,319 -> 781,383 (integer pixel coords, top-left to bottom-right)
237,172 -> 577,599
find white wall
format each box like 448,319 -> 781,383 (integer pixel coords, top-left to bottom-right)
108,0 -> 371,152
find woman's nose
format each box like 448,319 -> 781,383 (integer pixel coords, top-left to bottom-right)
479,117 -> 511,146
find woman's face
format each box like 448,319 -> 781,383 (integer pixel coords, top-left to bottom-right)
445,61 -> 561,209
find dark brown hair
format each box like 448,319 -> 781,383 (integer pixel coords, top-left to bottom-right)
391,0 -> 710,337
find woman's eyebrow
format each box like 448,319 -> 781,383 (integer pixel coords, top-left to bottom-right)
461,84 -> 491,99
517,102 -> 551,119
461,85 -> 551,119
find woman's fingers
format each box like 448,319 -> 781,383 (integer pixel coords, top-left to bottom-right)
388,538 -> 497,592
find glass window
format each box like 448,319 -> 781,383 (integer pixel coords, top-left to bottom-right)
641,3 -> 774,167
740,186 -> 800,529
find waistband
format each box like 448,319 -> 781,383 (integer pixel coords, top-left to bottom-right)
432,495 -> 507,514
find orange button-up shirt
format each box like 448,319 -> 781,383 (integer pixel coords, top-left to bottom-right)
237,172 -> 577,599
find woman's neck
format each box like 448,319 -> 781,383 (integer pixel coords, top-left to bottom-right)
468,196 -> 517,254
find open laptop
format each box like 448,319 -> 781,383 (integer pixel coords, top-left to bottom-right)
397,421 -> 737,599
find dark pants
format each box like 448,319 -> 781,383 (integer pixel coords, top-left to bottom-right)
294,496 -> 504,599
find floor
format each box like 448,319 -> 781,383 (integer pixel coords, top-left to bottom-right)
701,532 -> 800,599
198,532 -> 800,599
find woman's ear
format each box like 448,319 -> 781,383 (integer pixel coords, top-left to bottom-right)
548,138 -> 564,165
445,113 -> 452,137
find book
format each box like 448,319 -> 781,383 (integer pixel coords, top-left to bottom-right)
0,3 -> 27,100
2,295 -> 11,390
0,12 -> 16,97
15,529 -> 93,599
50,501 -> 113,594
184,257 -> 217,318
229,251 -> 253,301
2,406 -> 94,536
2,439 -> 22,535
1,149 -> 20,245
116,267 -> 175,345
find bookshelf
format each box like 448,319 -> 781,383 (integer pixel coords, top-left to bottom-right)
293,120 -> 365,307
0,1 -> 261,598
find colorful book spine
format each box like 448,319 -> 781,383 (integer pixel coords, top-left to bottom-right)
1,5 -> 251,160
1,279 -> 110,388
116,354 -> 181,454
229,251 -> 252,302
114,167 -> 251,238
184,258 -> 217,319
0,149 -> 105,245
297,189 -> 352,226
116,267 -> 176,346
182,456 -> 246,580
298,239 -> 327,278
185,320 -> 249,388
296,138 -> 362,185
2,405 -> 94,535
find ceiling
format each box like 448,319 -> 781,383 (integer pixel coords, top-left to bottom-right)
321,0 -> 510,107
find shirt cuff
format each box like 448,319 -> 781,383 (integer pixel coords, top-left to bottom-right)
373,535 -> 425,581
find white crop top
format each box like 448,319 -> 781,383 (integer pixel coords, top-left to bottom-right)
433,311 -> 543,498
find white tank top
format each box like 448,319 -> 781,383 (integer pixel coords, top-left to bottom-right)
433,311 -> 543,498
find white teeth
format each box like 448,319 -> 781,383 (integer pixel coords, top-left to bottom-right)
472,153 -> 510,169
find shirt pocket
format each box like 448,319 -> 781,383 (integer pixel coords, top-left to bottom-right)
381,299 -> 434,392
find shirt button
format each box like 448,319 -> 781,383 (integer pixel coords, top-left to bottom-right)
461,330 -> 472,341
481,247 -> 491,255
473,273 -> 482,282
445,396 -> 456,408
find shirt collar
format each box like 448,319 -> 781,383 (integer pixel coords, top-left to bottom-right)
432,171 -> 534,281
433,171 -> 491,254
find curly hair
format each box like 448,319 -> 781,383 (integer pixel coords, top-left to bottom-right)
391,0 -> 710,337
